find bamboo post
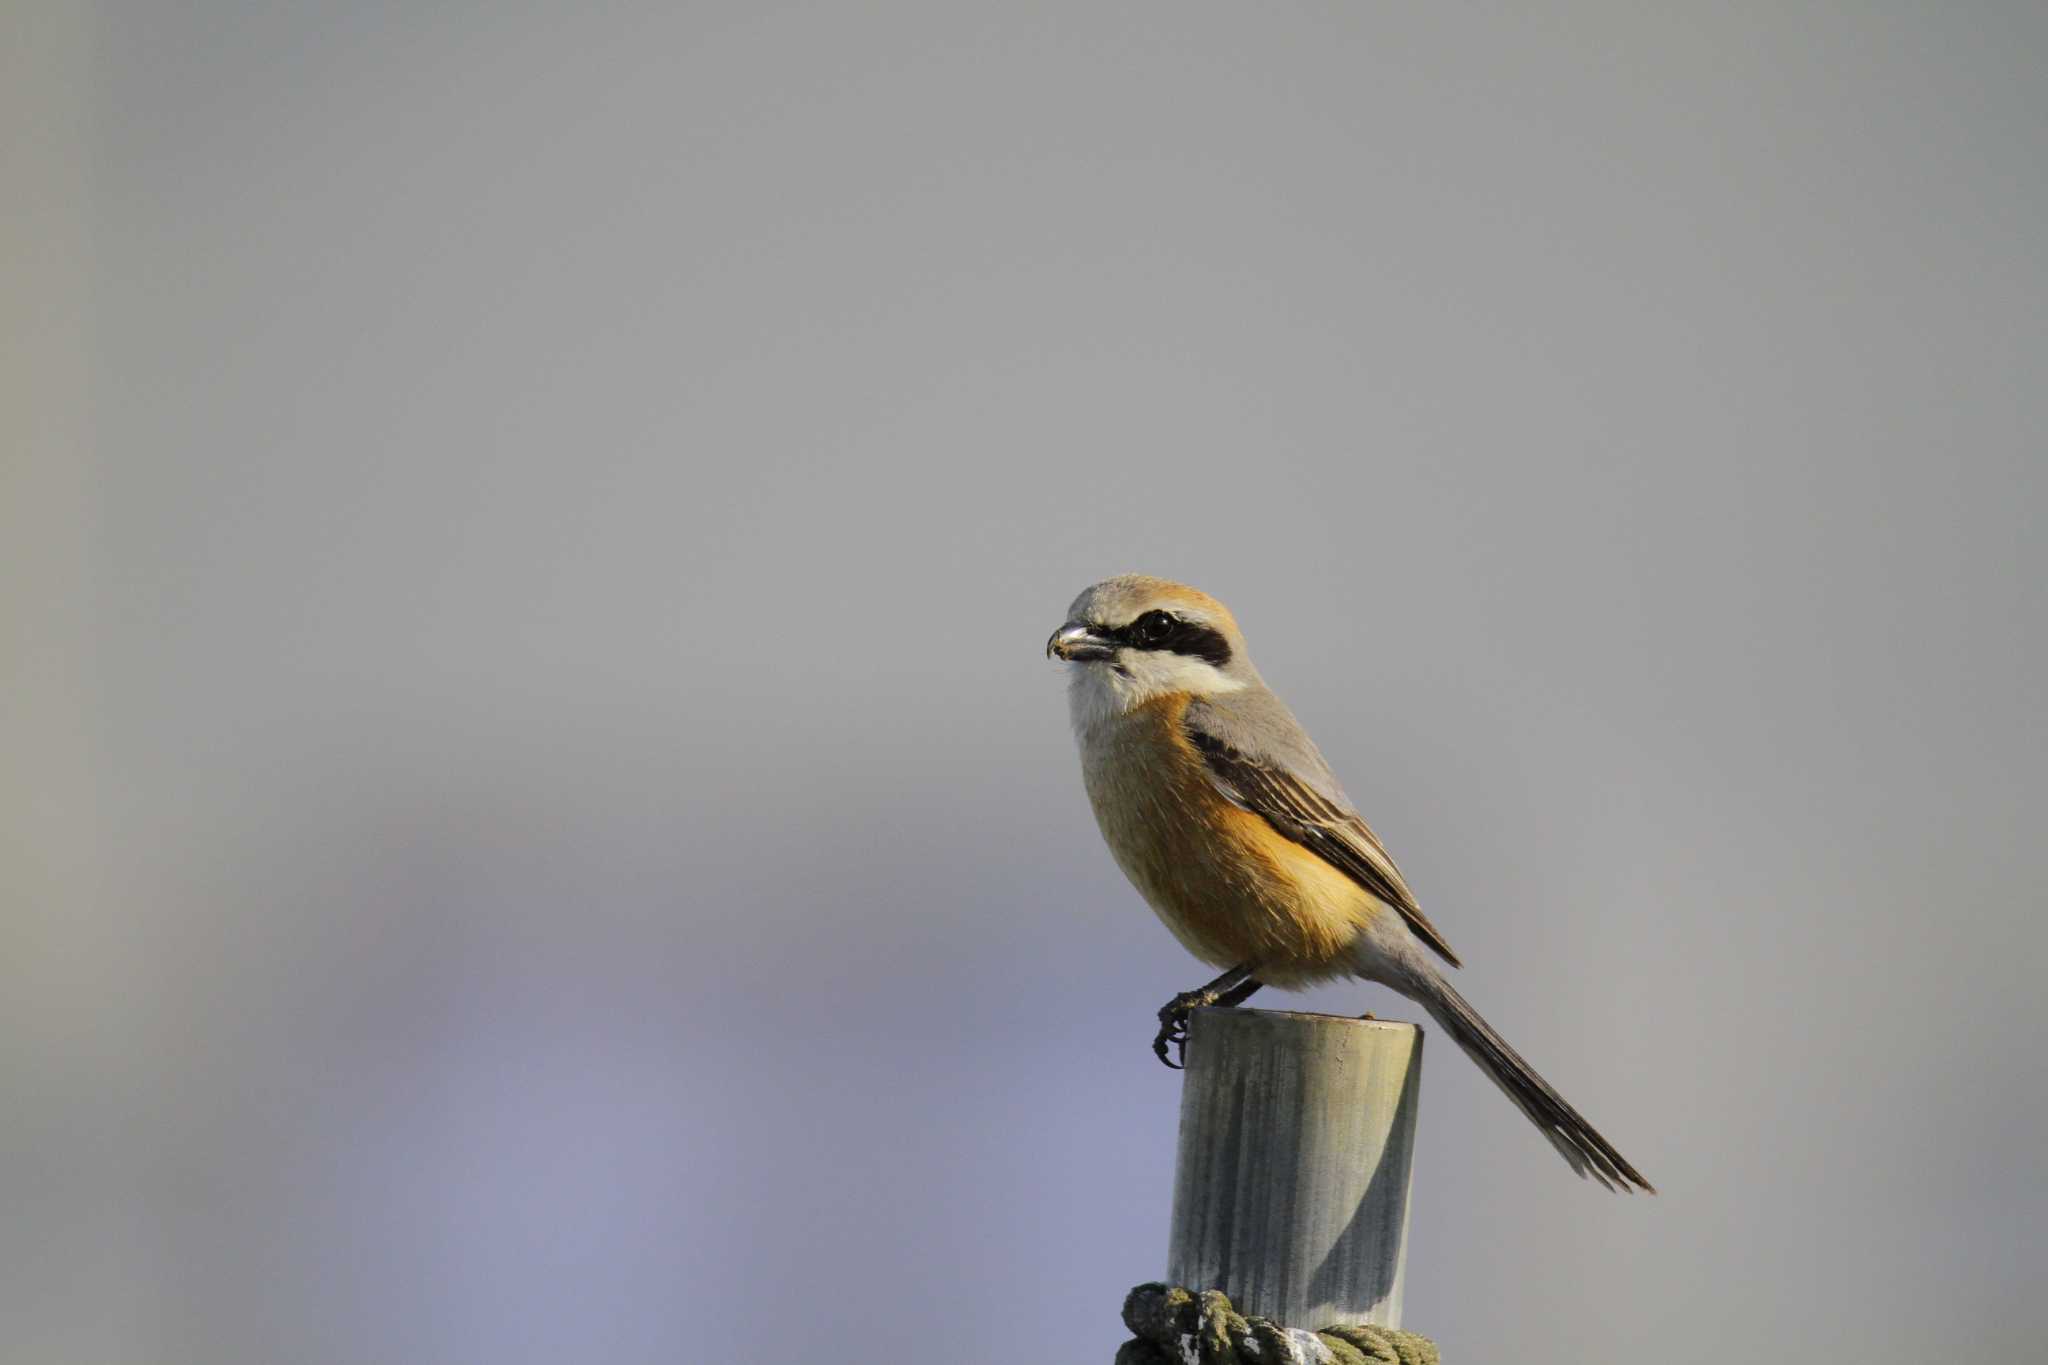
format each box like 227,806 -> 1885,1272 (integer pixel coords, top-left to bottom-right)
1166,1008 -> 1425,1330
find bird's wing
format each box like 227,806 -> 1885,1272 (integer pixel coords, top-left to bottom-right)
1185,720 -> 1463,969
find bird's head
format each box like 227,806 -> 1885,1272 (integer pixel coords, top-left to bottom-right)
1047,575 -> 1258,716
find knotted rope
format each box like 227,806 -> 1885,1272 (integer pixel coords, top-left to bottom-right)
1115,1283 -> 1439,1365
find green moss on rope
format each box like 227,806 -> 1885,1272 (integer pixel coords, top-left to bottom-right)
1114,1283 -> 1439,1365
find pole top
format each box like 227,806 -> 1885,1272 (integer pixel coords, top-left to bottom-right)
1191,1006 -> 1424,1035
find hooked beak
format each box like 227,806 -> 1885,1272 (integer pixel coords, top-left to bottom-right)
1046,621 -> 1118,662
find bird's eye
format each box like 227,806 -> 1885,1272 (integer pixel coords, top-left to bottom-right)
1132,610 -> 1176,646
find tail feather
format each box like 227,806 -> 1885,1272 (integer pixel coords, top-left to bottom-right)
1417,974 -> 1655,1193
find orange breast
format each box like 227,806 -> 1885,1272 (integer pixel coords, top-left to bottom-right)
1080,695 -> 1379,986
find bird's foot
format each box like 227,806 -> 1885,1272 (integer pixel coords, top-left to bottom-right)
1152,988 -> 1221,1070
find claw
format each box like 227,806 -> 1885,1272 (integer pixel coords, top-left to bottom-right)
1152,1014 -> 1187,1069
1152,987 -> 1218,1069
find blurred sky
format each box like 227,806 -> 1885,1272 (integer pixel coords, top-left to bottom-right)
6,3 -> 2045,1362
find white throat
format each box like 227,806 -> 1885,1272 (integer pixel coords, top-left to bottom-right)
1065,652 -> 1245,738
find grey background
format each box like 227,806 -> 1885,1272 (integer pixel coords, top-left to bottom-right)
7,3 -> 2044,1362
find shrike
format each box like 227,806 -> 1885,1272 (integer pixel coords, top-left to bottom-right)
1047,574 -> 1653,1192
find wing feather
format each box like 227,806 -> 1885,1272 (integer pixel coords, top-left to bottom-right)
1187,726 -> 1463,968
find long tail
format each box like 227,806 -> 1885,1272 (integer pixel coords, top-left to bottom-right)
1415,971 -> 1655,1193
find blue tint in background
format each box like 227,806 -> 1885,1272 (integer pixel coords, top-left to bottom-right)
6,5 -> 2044,1361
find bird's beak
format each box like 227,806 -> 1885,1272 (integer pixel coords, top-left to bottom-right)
1047,622 -> 1118,662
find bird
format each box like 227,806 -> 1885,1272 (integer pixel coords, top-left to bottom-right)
1046,573 -> 1653,1192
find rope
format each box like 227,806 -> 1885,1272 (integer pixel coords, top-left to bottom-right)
1115,1283 -> 1440,1365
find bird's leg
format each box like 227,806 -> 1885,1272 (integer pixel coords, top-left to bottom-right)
1153,964 -> 1262,1069
1211,975 -> 1264,1013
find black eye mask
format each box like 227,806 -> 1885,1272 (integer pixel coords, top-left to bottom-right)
1108,610 -> 1233,668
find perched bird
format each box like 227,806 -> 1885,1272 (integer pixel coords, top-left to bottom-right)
1047,574 -> 1653,1192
